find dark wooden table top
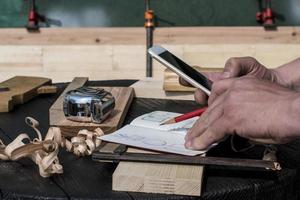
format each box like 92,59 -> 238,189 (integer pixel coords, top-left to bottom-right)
0,80 -> 299,200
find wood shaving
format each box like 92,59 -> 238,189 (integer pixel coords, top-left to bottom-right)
0,117 -> 104,178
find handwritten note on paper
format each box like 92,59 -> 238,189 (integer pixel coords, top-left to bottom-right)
99,111 -> 207,156
131,111 -> 199,133
100,125 -> 206,156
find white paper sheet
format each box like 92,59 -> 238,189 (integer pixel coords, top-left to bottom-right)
99,125 -> 206,156
130,111 -> 199,134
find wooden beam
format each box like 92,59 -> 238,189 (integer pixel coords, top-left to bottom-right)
1,27 -> 300,83
0,27 -> 300,45
113,148 -> 204,196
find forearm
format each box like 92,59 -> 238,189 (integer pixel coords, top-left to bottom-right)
286,92 -> 300,140
274,58 -> 300,90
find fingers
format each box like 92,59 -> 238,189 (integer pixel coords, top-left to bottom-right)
224,57 -> 261,77
185,92 -> 226,145
194,89 -> 207,104
186,118 -> 229,150
193,72 -> 230,105
179,77 -> 193,87
179,71 -> 228,87
208,78 -> 236,105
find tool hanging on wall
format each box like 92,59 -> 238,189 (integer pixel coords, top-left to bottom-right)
256,0 -> 275,28
145,0 -> 155,77
25,0 -> 46,31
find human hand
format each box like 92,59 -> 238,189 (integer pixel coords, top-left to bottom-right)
180,57 -> 285,105
185,76 -> 300,150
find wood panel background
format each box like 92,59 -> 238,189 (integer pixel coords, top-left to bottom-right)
0,27 -> 300,82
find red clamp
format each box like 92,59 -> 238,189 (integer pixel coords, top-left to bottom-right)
26,0 -> 45,31
256,0 -> 274,27
144,10 -> 154,28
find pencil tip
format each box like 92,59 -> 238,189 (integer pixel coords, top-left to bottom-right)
160,118 -> 176,125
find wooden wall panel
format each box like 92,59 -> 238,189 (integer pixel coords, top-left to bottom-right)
0,27 -> 300,82
43,46 -> 113,72
0,46 -> 42,69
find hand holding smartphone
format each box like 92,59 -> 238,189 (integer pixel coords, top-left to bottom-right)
148,46 -> 212,95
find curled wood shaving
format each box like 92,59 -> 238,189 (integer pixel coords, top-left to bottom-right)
0,117 -> 104,178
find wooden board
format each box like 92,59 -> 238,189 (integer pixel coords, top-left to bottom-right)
0,76 -> 51,112
113,148 -> 204,196
1,27 -> 300,83
132,78 -> 195,100
1,27 -> 300,45
163,67 -> 223,92
49,77 -> 134,137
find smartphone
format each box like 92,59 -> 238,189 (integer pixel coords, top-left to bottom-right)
148,45 -> 212,95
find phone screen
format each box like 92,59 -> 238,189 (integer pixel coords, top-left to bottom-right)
159,50 -> 212,90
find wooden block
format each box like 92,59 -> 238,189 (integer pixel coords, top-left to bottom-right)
49,77 -> 134,137
37,85 -> 57,94
0,76 -> 51,112
113,148 -> 204,196
131,78 -> 195,100
163,67 -> 222,92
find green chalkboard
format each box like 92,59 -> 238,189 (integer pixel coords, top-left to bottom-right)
0,0 -> 299,27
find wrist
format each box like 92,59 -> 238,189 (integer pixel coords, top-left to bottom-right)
273,58 -> 300,90
272,68 -> 293,89
285,92 -> 300,140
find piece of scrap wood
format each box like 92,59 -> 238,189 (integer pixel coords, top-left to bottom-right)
37,85 -> 57,94
0,76 -> 51,112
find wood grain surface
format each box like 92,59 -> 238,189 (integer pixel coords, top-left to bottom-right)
1,27 -> 300,83
49,77 -> 134,137
0,76 -> 51,112
0,80 -> 299,199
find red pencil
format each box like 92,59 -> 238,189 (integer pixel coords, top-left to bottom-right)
161,107 -> 207,125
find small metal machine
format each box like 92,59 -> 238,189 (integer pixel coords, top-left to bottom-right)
63,87 -> 115,124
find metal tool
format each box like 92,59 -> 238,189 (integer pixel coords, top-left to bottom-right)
256,0 -> 275,28
25,0 -> 46,31
92,143 -> 281,171
63,87 -> 115,124
145,0 -> 155,77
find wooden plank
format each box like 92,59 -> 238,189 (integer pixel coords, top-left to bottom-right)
163,67 -> 222,92
0,76 -> 51,112
113,147 -> 204,196
132,78 -> 195,100
43,46 -> 113,72
1,28 -> 300,83
2,43 -> 300,83
49,78 -> 134,137
37,85 -> 57,94
0,46 -> 42,69
0,27 -> 300,45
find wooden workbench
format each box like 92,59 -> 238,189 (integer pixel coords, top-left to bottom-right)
0,80 -> 299,199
